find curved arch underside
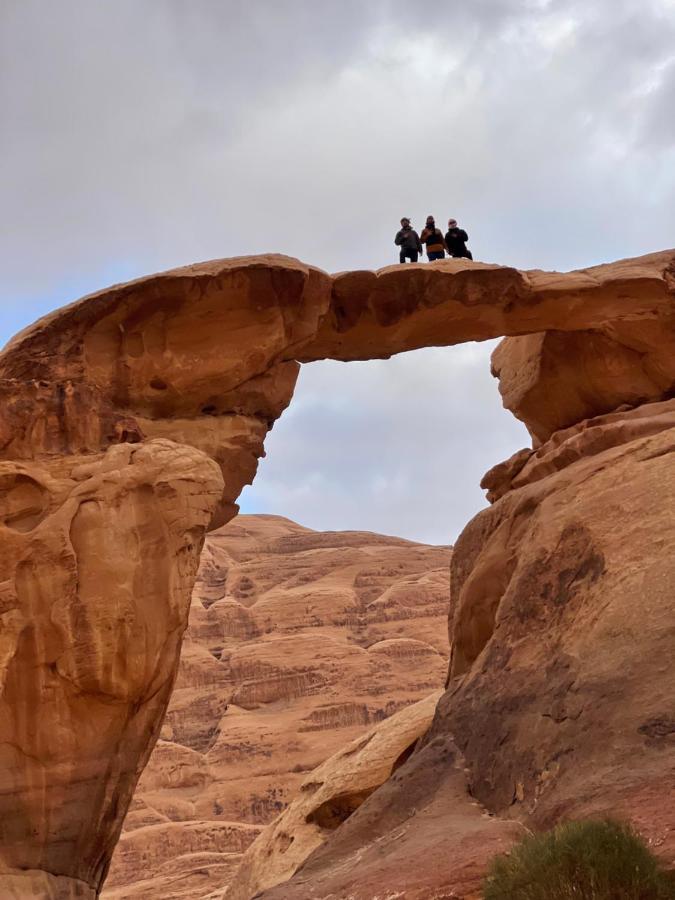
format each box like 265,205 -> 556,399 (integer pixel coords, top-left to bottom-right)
0,249 -> 673,897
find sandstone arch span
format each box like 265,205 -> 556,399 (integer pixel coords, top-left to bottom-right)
0,249 -> 674,897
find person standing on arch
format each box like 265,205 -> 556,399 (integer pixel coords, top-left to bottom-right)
394,217 -> 423,263
445,218 -> 473,259
420,216 -> 447,261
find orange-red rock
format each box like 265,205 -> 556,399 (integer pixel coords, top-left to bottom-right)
265,397 -> 675,899
0,441 -> 222,899
299,251 -> 675,366
227,691 -> 445,900
102,515 -> 450,899
1,248 -> 674,897
492,323 -> 675,444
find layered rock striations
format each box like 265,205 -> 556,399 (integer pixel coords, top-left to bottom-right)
102,515 -> 450,899
255,409 -> 675,898
227,691 -> 448,900
258,383 -> 675,894
0,248 -> 673,897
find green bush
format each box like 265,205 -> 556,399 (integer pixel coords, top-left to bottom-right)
483,818 -> 675,899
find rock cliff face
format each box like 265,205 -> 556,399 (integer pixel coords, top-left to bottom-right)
0,248 -> 673,897
102,515 -> 450,899
0,441 -> 222,899
260,404 -> 675,900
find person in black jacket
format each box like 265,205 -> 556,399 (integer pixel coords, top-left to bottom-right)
420,215 -> 447,260
394,218 -> 423,263
445,219 -> 473,259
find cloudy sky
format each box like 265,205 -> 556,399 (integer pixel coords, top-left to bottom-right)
2,1 -> 674,542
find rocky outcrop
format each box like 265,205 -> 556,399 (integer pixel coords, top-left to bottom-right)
227,691 -> 445,900
444,397 -> 675,838
3,251 -> 674,461
300,250 -> 675,366
0,248 -> 673,896
0,441 -> 222,898
102,515 -> 450,899
264,396 -> 675,899
258,733 -> 526,900
0,256 -> 331,528
0,256 -> 327,897
492,324 -> 675,444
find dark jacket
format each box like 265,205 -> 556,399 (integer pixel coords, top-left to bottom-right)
445,227 -> 471,258
420,226 -> 446,256
395,226 -> 422,254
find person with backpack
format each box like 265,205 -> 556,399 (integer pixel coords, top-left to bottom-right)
420,216 -> 447,261
445,218 -> 473,259
394,217 -> 423,263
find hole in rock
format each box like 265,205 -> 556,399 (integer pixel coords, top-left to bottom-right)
305,787 -> 376,830
277,832 -> 295,854
0,473 -> 50,533
150,377 -> 168,390
391,738 -> 419,774
239,345 -> 529,545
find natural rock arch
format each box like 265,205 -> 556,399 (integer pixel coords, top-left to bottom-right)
0,249 -> 673,897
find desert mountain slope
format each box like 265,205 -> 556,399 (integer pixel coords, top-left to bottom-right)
102,514 -> 451,899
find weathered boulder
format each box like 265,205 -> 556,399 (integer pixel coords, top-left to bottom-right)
227,691 -> 446,900
492,323 -> 675,444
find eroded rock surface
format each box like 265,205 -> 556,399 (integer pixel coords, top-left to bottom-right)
445,397 -> 675,841
267,397 -> 675,899
492,323 -> 675,444
228,691 -> 446,900
0,441 -> 222,898
102,515 -> 450,899
0,248 -> 673,897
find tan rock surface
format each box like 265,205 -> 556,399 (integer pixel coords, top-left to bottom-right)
227,691 -> 445,900
102,515 -> 450,899
3,250 -> 674,465
492,323 -> 675,444
299,250 -> 675,366
0,256 -> 328,896
258,733 -> 526,900
0,249 -> 673,896
0,441 -> 222,898
267,397 -> 675,899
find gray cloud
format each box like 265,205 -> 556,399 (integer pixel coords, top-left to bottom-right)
1,1 -> 673,542
240,343 -> 528,544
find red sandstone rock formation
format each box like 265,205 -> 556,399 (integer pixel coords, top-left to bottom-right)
0,248 -> 673,897
102,515 -> 450,899
227,691 -> 451,900
258,401 -> 675,900
0,442 -> 222,899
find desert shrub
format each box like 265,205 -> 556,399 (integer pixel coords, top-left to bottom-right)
483,818 -> 675,899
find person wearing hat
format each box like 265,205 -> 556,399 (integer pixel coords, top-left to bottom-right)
394,217 -> 423,263
445,218 -> 473,259
420,216 -> 447,261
